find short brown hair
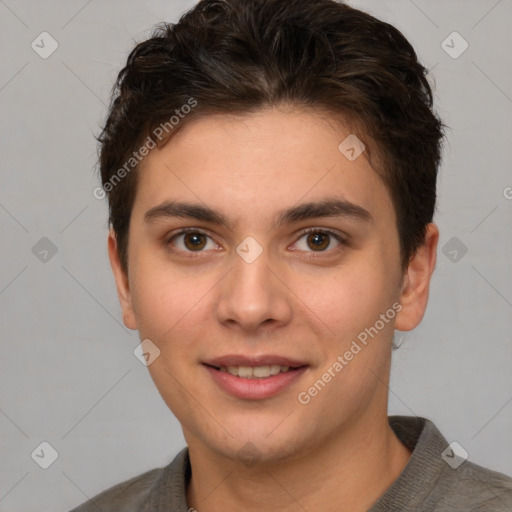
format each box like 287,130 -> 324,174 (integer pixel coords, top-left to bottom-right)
98,0 -> 444,272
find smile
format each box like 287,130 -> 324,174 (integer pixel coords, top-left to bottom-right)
216,365 -> 292,378
203,357 -> 308,400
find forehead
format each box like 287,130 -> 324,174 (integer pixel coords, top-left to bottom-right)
133,107 -> 394,225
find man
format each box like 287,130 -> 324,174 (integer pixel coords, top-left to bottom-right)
71,0 -> 512,510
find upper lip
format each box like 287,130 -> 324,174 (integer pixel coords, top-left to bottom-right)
203,355 -> 307,368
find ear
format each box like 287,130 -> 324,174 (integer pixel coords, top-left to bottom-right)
108,230 -> 137,330
394,223 -> 439,331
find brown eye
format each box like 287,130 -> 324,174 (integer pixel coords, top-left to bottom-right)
293,229 -> 344,253
183,232 -> 207,251
306,231 -> 331,251
169,230 -> 217,253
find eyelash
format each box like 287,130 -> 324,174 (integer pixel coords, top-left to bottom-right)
166,227 -> 347,258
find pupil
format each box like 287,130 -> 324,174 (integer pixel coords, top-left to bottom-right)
185,233 -> 206,250
308,232 -> 329,251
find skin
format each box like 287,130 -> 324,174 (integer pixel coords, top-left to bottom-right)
109,106 -> 438,512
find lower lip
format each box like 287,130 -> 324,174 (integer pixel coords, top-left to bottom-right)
204,365 -> 308,400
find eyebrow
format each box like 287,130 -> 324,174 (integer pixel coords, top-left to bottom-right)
144,198 -> 373,228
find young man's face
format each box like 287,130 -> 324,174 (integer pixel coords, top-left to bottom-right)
110,107 -> 436,464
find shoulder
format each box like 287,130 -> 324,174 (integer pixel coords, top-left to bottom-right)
69,467 -> 164,512
442,460 -> 512,511
68,447 -> 191,512
379,417 -> 512,512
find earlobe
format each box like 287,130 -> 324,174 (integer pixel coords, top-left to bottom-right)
107,230 -> 137,330
394,223 -> 439,332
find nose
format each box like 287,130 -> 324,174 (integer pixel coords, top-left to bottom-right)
215,248 -> 293,333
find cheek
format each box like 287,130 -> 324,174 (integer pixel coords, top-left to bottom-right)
295,264 -> 397,424
298,256 -> 400,343
128,260 -> 226,376
128,252 -> 206,345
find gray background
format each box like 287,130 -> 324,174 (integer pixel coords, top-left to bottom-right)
0,0 -> 511,511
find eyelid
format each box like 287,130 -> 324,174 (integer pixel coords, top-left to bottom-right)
291,227 -> 347,254
166,226 -> 213,241
297,226 -> 347,242
165,226 -> 348,256
166,227 -> 221,255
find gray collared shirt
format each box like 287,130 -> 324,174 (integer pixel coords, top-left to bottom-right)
69,416 -> 512,511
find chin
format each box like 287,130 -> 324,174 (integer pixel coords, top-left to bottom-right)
215,434 -> 306,467
186,412 -> 315,466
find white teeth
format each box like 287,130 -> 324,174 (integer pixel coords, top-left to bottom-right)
237,366 -> 254,378
253,365 -> 270,378
270,365 -> 281,375
219,365 -> 293,378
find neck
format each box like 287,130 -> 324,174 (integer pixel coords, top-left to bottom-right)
185,409 -> 411,512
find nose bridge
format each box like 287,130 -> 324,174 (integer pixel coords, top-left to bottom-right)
215,242 -> 292,331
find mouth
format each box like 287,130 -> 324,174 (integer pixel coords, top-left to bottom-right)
211,364 -> 296,379
202,355 -> 308,399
